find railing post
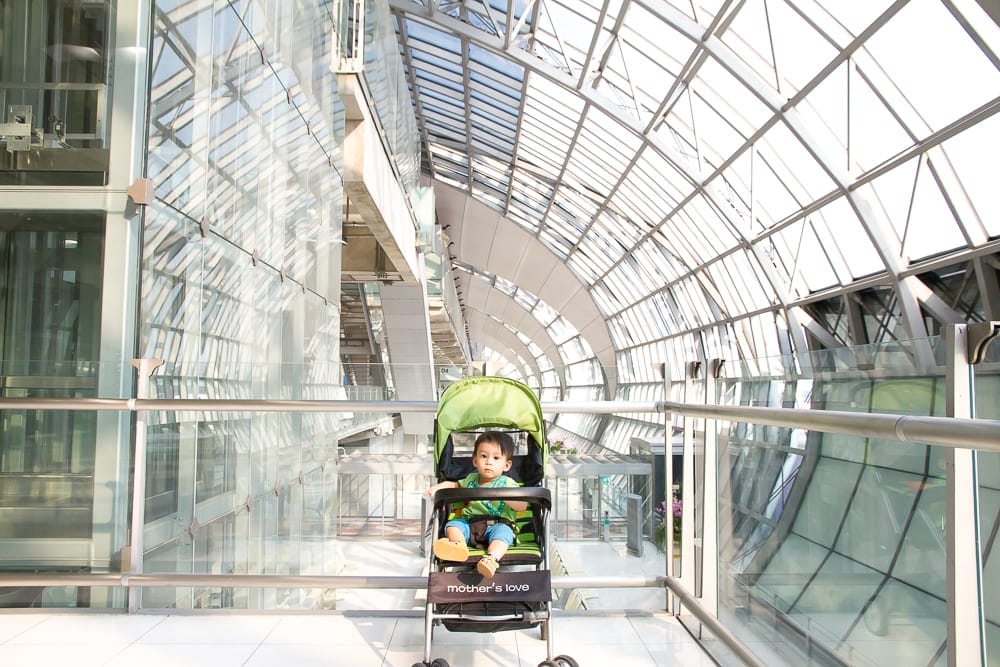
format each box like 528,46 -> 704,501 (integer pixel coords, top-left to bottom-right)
701,358 -> 722,616
127,358 -> 163,613
656,363 -> 675,613
944,324 -> 989,667
680,361 -> 698,603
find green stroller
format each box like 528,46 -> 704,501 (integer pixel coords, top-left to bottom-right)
413,376 -> 577,667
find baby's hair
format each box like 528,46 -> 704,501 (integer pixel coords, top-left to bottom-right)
474,430 -> 515,460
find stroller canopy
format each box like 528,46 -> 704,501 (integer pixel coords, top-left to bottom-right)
434,376 -> 546,467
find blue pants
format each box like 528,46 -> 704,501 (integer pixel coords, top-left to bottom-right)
445,518 -> 515,547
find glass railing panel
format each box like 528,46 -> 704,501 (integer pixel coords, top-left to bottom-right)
716,335 -> 997,664
975,339 -> 999,665
0,359 -> 132,608
136,360 -> 388,610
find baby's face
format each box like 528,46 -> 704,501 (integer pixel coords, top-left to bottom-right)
472,440 -> 511,482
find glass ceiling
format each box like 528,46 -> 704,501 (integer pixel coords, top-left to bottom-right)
388,0 -> 999,430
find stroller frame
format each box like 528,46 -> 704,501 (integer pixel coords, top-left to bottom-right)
414,377 -> 577,667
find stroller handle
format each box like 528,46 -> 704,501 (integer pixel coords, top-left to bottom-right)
432,486 -> 552,511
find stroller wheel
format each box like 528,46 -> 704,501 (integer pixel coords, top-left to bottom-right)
553,656 -> 579,667
430,659 -> 450,667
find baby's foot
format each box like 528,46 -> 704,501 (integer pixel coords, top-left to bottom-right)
433,538 -> 469,562
476,555 -> 499,578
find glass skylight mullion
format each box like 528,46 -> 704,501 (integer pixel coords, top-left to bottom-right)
596,211 -> 645,258
407,40 -> 465,75
471,183 -> 505,209
471,166 -> 512,196
537,224 -> 575,260
508,173 -> 554,206
566,247 -> 606,284
605,314 -> 633,349
467,83 -> 521,118
634,297 -> 667,342
672,274 -> 714,328
468,108 -> 517,139
517,108 -> 575,152
468,54 -> 524,91
471,161 -> 511,189
548,183 -> 595,229
937,115 -> 1000,238
506,196 -> 551,226
811,198 -> 885,281
648,225 -> 701,281
424,125 -> 466,150
573,230 -> 619,278
505,199 -> 546,226
599,269 -> 639,317
627,239 -> 681,287
515,137 -> 569,175
421,105 -> 467,133
617,6 -> 687,75
770,217 -> 838,293
597,30 -> 680,125
613,154 -> 684,230
411,74 -> 465,106
412,72 -> 466,99
668,197 -> 735,266
583,212 -> 632,261
469,36 -> 526,75
429,155 -> 469,186
471,150 -> 515,177
565,109 -> 640,198
590,279 -> 628,317
870,159 -> 969,262
525,78 -> 588,117
403,18 -> 462,51
865,1 -> 1000,134
620,304 -> 652,346
468,132 -> 515,159
724,0 -> 839,97
694,55 -> 774,137
703,255 -> 752,316
758,121 -> 841,208
418,89 -> 466,117
606,259 -> 654,310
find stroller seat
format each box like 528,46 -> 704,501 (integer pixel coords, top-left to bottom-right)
430,486 -> 548,568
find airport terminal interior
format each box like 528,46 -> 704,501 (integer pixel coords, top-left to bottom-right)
1,0 -> 999,665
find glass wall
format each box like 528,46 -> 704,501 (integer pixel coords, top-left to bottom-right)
137,0 -> 348,609
718,338 -> 999,664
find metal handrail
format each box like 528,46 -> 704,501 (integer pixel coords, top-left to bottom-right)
0,573 -> 661,590
1,396 -> 997,452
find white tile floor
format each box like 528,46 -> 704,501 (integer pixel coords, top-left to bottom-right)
0,610 -> 715,667
0,539 -> 718,666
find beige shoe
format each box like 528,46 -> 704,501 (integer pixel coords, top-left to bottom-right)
433,538 -> 469,562
476,555 -> 499,578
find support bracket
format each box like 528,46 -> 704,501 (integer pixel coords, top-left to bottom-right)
967,321 -> 1000,365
